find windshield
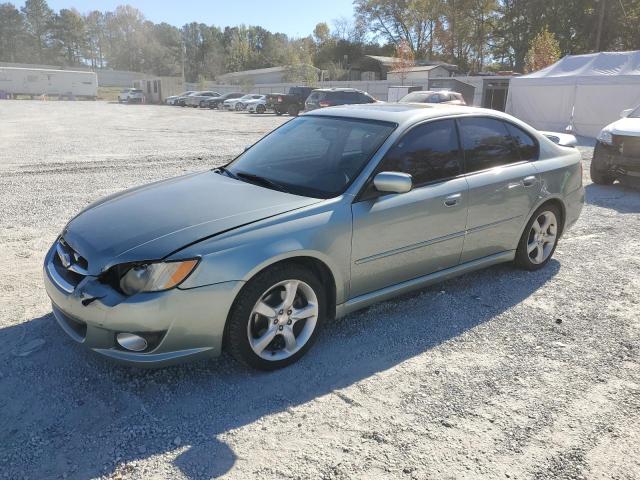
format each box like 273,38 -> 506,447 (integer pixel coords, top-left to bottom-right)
226,116 -> 396,198
629,105 -> 640,118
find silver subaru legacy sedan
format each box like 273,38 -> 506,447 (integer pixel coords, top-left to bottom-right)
44,104 -> 584,370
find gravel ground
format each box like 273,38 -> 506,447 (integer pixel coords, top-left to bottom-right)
0,101 -> 639,480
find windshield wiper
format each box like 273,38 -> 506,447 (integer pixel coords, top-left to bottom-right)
234,171 -> 288,193
214,166 -> 238,179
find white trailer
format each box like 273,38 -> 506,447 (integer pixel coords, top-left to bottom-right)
0,67 -> 97,99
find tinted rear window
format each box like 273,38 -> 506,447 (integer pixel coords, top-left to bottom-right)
459,117 -> 520,172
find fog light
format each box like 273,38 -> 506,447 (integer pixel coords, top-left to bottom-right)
116,333 -> 148,352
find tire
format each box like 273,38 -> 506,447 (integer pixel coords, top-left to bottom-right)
275,109 -> 283,116
515,204 -> 562,271
590,158 -> 614,185
226,264 -> 326,370
256,104 -> 266,114
287,104 -> 300,116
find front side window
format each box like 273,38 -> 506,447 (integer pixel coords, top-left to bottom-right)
459,117 -> 519,173
227,116 -> 396,198
377,119 -> 463,186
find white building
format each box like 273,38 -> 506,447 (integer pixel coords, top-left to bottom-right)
386,65 -> 452,83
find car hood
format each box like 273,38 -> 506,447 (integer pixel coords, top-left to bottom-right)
603,117 -> 640,137
62,171 -> 320,275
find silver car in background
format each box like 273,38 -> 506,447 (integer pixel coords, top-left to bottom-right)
43,104 -> 584,370
185,91 -> 221,108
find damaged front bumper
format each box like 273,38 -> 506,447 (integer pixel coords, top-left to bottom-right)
43,243 -> 243,367
594,141 -> 640,181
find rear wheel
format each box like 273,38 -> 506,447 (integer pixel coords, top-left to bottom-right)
256,104 -> 266,114
226,264 -> 326,370
515,204 -> 562,270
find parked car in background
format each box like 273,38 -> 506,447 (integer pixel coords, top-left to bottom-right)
118,88 -> 144,104
185,91 -> 221,107
224,94 -> 264,111
398,90 -> 466,105
205,92 -> 244,109
265,86 -> 314,116
176,92 -> 199,107
244,95 -> 268,113
43,103 -> 583,371
591,105 -> 640,186
165,91 -> 195,105
304,88 -> 377,112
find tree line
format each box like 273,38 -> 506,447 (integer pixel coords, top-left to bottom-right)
0,0 -> 638,82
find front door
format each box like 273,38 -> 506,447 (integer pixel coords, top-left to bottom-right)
350,119 -> 469,298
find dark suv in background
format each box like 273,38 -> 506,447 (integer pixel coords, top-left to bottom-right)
265,86 -> 314,116
304,88 -> 377,111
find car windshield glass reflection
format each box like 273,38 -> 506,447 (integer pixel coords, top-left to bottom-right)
226,116 -> 396,198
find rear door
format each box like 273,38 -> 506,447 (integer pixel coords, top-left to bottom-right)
350,119 -> 469,297
458,116 -> 541,262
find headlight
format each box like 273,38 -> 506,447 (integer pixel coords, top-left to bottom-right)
119,259 -> 199,295
597,130 -> 613,145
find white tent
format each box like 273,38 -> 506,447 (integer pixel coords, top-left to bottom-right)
506,51 -> 640,138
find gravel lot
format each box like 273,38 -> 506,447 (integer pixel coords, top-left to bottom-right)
0,101 -> 639,480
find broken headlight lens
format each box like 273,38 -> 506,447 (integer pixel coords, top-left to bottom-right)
119,259 -> 199,295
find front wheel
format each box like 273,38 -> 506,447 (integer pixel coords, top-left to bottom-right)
287,105 -> 300,116
515,205 -> 562,270
226,264 -> 326,370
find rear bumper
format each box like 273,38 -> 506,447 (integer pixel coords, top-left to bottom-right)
43,246 -> 243,367
564,185 -> 585,232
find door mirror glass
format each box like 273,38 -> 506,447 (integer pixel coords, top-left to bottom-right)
621,108 -> 633,118
373,172 -> 412,194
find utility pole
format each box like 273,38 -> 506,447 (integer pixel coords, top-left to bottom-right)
181,40 -> 186,86
595,0 -> 606,51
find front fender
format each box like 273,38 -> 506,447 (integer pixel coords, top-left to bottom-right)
174,200 -> 353,304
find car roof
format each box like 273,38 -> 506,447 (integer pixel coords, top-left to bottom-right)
303,103 -> 511,125
312,88 -> 363,93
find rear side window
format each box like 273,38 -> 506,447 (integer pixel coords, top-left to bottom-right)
378,119 -> 463,186
458,117 -> 519,173
504,122 -> 539,161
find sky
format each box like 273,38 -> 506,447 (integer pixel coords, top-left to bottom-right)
20,0 -> 356,38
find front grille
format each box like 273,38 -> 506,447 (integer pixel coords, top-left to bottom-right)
612,135 -> 640,158
52,238 -> 89,289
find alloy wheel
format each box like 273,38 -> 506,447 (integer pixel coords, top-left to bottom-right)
527,210 -> 558,264
247,279 -> 319,361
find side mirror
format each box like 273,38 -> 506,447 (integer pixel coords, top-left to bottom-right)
621,108 -> 633,118
373,172 -> 412,194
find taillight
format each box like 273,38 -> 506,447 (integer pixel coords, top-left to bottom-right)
277,96 -> 283,103
319,101 -> 330,107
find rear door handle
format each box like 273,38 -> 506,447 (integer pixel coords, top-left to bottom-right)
523,175 -> 537,187
444,193 -> 462,207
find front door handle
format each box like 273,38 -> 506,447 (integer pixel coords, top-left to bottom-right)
444,193 -> 462,207
523,175 -> 537,187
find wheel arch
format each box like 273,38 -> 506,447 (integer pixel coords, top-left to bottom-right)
222,254 -> 338,350
521,196 -> 567,241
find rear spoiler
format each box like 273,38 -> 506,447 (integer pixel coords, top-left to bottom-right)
539,131 -> 578,147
